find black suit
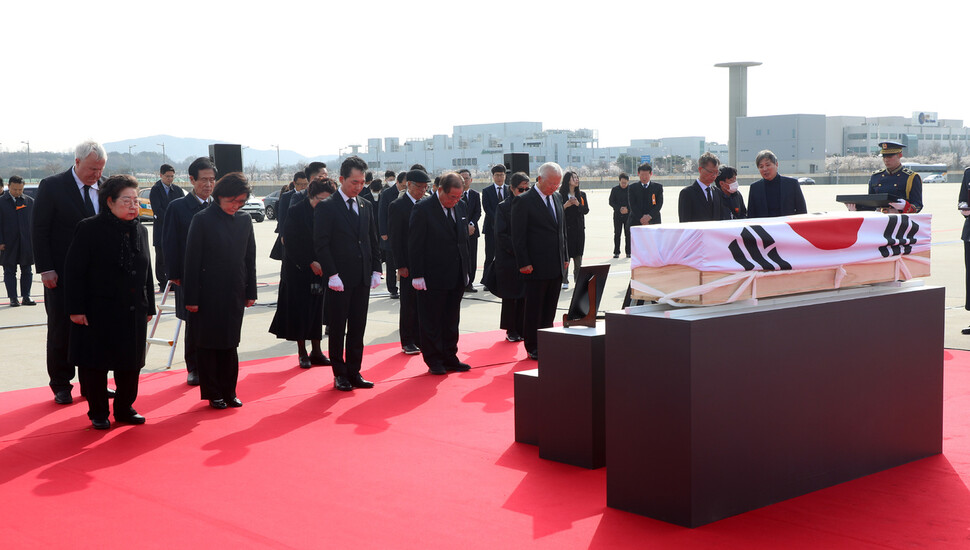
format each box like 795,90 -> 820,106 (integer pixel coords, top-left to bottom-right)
608,184 -> 631,256
0,193 -> 34,301
388,193 -> 421,348
148,180 -> 185,289
511,188 -> 567,355
408,194 -> 469,370
378,186 -> 401,294
162,191 -> 209,374
747,175 -> 807,218
313,192 -> 381,378
960,168 -> 970,312
462,189 -> 482,286
481,183 -> 510,284
628,180 -> 664,226
32,168 -> 105,395
678,180 -> 724,223
270,188 -> 299,261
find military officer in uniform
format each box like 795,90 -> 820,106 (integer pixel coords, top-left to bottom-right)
850,141 -> 922,214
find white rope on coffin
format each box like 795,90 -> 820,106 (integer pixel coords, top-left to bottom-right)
630,253 -> 930,307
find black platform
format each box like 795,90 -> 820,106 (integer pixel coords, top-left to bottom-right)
513,369 -> 539,446
604,285 -> 945,527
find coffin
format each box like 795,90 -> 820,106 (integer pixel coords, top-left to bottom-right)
630,212 -> 931,305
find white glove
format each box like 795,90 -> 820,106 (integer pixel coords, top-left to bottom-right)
370,272 -> 382,289
890,199 -> 907,211
412,277 -> 427,291
328,274 -> 344,292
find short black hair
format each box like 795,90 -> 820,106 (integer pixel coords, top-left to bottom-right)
637,162 -> 652,173
160,164 -> 175,175
293,171 -> 306,182
458,168 -> 471,176
508,172 -> 530,190
619,172 -> 629,181
384,170 -> 396,179
305,162 -> 327,180
307,179 -> 334,198
369,180 -> 383,193
396,172 -> 406,183
8,175 -> 24,185
491,164 -> 506,175
189,157 -> 215,180
410,163 -> 426,172
715,165 -> 738,184
340,156 -> 368,178
98,174 -> 139,211
365,171 -> 373,183
212,172 -> 251,201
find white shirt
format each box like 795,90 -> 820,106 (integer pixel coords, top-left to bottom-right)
337,188 -> 359,215
71,167 -> 99,215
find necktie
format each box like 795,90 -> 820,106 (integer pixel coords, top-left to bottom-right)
546,195 -> 556,222
705,186 -> 712,203
497,187 -> 503,201
347,198 -> 358,219
83,185 -> 96,217
448,207 -> 455,226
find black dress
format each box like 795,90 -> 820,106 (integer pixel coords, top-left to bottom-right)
562,190 -> 589,258
64,211 -> 153,419
269,199 -> 325,340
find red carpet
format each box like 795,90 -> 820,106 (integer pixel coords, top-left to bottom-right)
1,332 -> 969,549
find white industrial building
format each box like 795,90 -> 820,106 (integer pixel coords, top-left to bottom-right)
826,112 -> 970,157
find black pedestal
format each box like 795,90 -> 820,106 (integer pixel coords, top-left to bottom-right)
513,369 -> 539,446
538,323 -> 606,469
605,285 -> 945,527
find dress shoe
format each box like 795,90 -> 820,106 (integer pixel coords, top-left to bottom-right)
402,344 -> 421,355
115,412 -> 146,425
227,397 -> 243,408
963,327 -> 970,335
91,418 -> 111,430
506,331 -> 523,343
613,253 -> 620,259
389,291 -> 400,299
9,299 -> 20,307
186,371 -> 200,386
309,352 -> 331,366
54,390 -> 73,405
299,356 -> 312,369
349,374 -> 374,389
464,285 -> 478,293
626,254 -> 631,258
21,297 -> 36,306
527,350 -> 539,361
209,399 -> 228,409
446,362 -> 471,372
428,364 -> 448,375
334,375 -> 353,391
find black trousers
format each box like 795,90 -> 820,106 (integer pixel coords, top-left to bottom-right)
523,277 -> 562,355
183,318 -> 198,374
197,347 -> 239,401
613,214 -> 631,255
467,236 -> 479,286
154,244 -> 168,289
399,275 -> 420,347
44,283 -> 75,394
416,287 -> 463,369
325,284 -> 369,377
500,297 -> 525,336
79,368 -> 139,421
482,231 -> 495,284
3,263 -> 32,300
383,249 -> 398,294
965,240 -> 970,310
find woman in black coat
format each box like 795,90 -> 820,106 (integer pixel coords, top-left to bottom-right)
269,179 -> 335,367
64,175 -> 154,429
183,173 -> 257,410
492,172 -> 531,342
558,171 -> 589,289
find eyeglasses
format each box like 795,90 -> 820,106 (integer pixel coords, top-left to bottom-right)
114,197 -> 139,207
514,186 -> 529,193
702,166 -> 720,175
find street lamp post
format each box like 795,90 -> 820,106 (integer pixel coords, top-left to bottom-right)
157,142 -> 166,164
271,144 -> 280,183
21,141 -> 31,183
128,144 -> 138,176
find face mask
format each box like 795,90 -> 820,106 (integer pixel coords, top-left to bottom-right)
728,182 -> 739,193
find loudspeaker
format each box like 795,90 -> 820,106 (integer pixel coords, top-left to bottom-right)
208,144 -> 244,179
504,152 -> 529,175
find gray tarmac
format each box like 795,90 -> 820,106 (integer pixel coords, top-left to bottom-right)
2,181 -> 967,393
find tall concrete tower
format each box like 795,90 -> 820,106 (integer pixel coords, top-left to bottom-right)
714,61 -> 761,167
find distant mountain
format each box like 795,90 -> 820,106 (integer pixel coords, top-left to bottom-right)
103,135 -> 335,168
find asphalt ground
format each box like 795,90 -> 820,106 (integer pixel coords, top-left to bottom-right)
2,182 -> 967,392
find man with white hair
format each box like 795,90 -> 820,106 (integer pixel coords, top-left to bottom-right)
33,140 -> 109,404
511,162 -> 568,360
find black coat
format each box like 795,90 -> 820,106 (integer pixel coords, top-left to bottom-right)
493,196 -> 524,300
313,193 -> 381,288
482,184 -> 511,235
32,168 -> 106,276
718,188 -> 748,220
407,193 -> 469,290
628,181 -> 664,225
608,184 -> 629,218
389,194 -> 419,269
463,189 -> 482,239
183,205 -> 257,349
561,190 -> 589,257
64,212 -> 153,371
678,180 -> 724,223
511,188 -> 567,280
747,175 -> 807,218
0,193 -> 34,267
148,180 -> 185,246
162,192 -> 209,319
269,199 -> 325,340
378,185 -> 401,251
961,168 -> 970,242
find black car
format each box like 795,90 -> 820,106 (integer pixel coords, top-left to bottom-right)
263,189 -> 281,220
